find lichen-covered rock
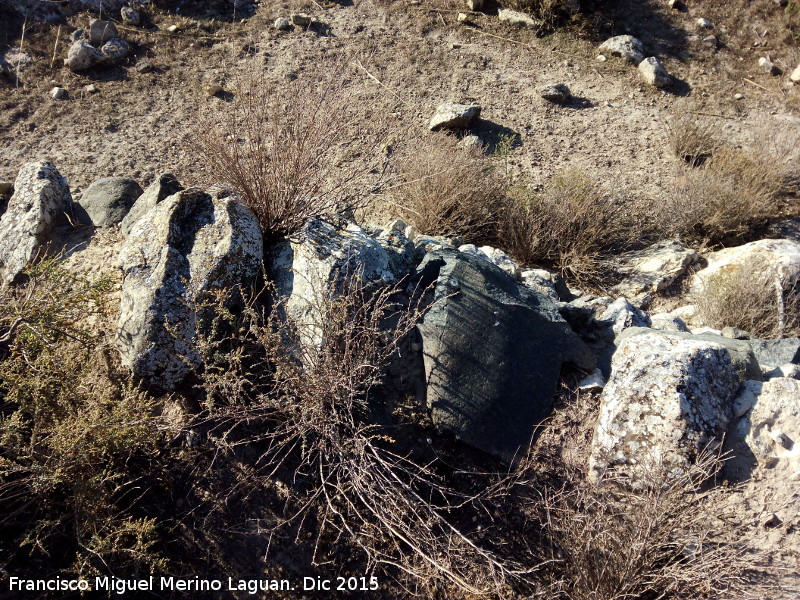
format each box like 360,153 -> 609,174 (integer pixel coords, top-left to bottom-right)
117,187 -> 263,391
416,249 -> 595,461
268,218 -> 404,349
429,103 -> 481,131
725,378 -> 800,480
121,173 -> 183,237
596,297 -> 651,337
0,162 -> 71,285
590,331 -> 740,483
74,177 -> 142,227
64,41 -> 106,71
599,35 -> 644,64
611,240 -> 699,297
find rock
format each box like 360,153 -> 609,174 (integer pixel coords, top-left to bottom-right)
690,239 -> 800,295
84,83 -> 98,94
758,57 -> 782,76
578,368 -> 606,391
696,17 -> 714,29
74,177 -> 143,228
611,240 -> 699,297
765,363 -> 800,380
725,378 -> 800,480
269,218 -> 405,350
792,65 -> 800,84
590,330 -> 740,483
120,6 -> 141,25
538,83 -> 571,103
70,29 -> 85,42
702,34 -> 718,49
413,234 -> 455,259
691,326 -> 722,336
458,244 -> 521,279
466,0 -> 484,9
4,48 -> 33,75
0,162 -> 71,286
135,60 -> 154,74
599,35 -> 644,64
100,38 -> 132,63
429,102 -> 481,131
290,13 -> 312,26
117,187 -> 263,391
274,17 -> 291,30
596,297 -> 651,337
521,269 -> 561,303
649,313 -> 691,333
746,338 -> 800,368
0,179 -> 12,200
416,249 -> 595,461
498,8 -> 541,29
614,327 -> 763,382
457,12 -> 469,23
64,41 -> 106,71
50,87 -> 66,100
121,173 -> 183,237
89,19 -> 119,45
669,0 -> 686,10
638,56 -> 672,87
721,326 -> 751,340
376,225 -> 416,279
459,134 -> 483,150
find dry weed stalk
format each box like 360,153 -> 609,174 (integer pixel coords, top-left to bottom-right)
193,59 -> 390,239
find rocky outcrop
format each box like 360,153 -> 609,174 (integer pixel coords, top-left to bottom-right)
590,330 -> 740,483
121,173 -> 183,237
269,218 -> 407,349
415,249 -> 595,461
725,378 -> 800,481
611,240 -> 698,297
117,187 -> 263,391
74,177 -> 142,227
0,162 -> 71,285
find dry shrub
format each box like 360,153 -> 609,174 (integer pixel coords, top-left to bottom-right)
500,170 -> 646,285
0,259 -> 165,580
502,0 -> 577,28
667,115 -> 721,167
193,58 -> 390,239
192,269 -> 525,596
693,259 -> 800,338
385,136 -> 506,242
660,147 -> 786,244
535,450 -> 758,600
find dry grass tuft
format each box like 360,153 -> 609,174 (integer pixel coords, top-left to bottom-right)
193,58 -> 390,239
667,115 -> 721,167
385,136 -> 506,243
499,170 -> 648,285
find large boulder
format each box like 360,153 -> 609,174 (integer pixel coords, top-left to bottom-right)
117,187 -> 263,391
611,240 -> 699,297
612,327 -> 762,382
415,249 -> 595,461
269,218 -> 406,349
74,177 -> 142,227
590,330 -> 740,483
690,239 -> 800,295
121,173 -> 183,237
725,378 -> 800,481
0,162 -> 71,285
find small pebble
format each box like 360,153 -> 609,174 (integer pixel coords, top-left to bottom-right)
697,18 -> 713,29
84,84 -> 98,93
50,86 -> 66,100
274,17 -> 291,30
167,24 -> 179,33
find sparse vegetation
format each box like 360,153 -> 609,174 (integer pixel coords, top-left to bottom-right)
193,61 -> 390,239
386,136 -> 506,242
500,170 -> 648,285
667,115 -> 721,167
693,259 -> 800,338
